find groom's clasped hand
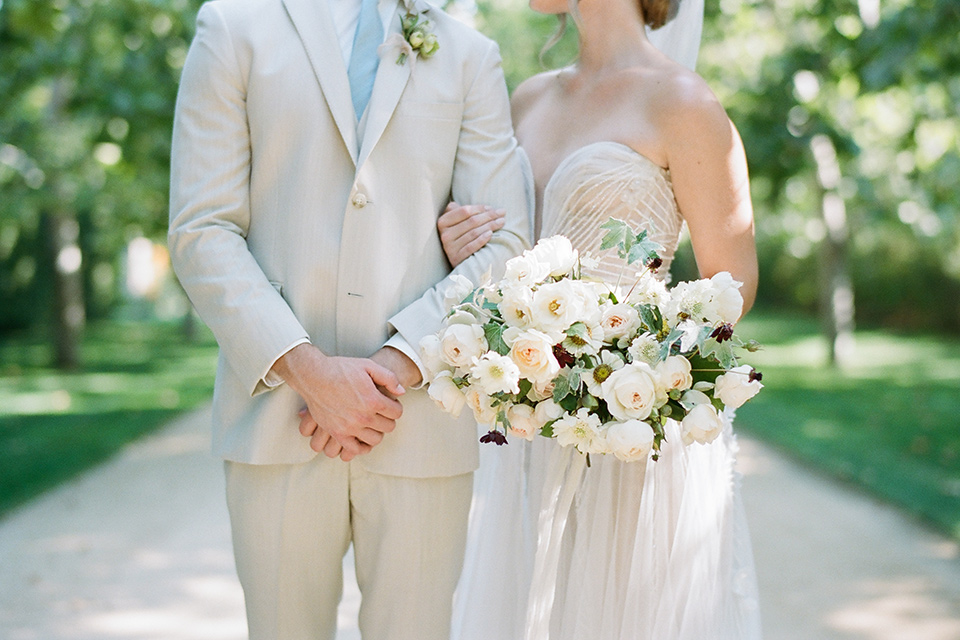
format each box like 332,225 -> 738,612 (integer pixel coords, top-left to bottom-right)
274,343 -> 414,461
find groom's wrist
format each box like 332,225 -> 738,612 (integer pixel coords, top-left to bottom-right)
271,342 -> 323,393
371,346 -> 422,389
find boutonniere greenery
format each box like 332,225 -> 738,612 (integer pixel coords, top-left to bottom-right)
379,0 -> 439,67
398,11 -> 439,63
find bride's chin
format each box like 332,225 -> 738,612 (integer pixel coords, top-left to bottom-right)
529,0 -> 568,15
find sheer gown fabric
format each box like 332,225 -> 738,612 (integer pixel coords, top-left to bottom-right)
451,142 -> 761,640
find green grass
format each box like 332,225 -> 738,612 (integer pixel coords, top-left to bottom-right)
735,311 -> 960,539
0,321 -> 218,519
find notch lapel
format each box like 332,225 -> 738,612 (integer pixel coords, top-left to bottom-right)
356,9 -> 411,170
281,0 -> 359,164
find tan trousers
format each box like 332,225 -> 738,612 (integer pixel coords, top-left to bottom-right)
225,458 -> 473,640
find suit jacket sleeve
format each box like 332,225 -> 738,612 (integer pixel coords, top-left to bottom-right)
387,39 -> 535,377
168,3 -> 310,396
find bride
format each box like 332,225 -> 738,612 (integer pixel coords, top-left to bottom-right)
442,0 -> 762,638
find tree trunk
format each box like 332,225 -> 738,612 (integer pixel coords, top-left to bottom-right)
811,134 -> 855,367
44,210 -> 86,370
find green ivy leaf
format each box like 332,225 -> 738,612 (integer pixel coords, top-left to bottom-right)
483,321 -> 510,355
626,232 -> 663,266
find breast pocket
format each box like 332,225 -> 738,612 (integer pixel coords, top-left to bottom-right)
396,100 -> 463,121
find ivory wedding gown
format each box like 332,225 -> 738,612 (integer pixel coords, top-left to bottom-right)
451,141 -> 762,640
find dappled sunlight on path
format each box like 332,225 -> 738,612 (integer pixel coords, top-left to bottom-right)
739,438 -> 960,640
2,406 -> 959,639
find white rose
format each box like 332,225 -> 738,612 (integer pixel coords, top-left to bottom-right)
534,398 -> 564,425
509,329 -> 561,384
442,274 -> 475,311
600,362 -> 661,422
504,251 -> 550,287
530,235 -> 578,277
628,332 -> 661,365
600,303 -> 640,343
440,323 -> 486,369
656,355 -> 693,392
418,334 -> 446,377
531,281 -> 576,333
552,408 -> 602,454
427,371 -> 466,418
606,420 -> 655,462
470,352 -> 521,395
464,384 -> 497,425
680,404 -> 724,445
710,273 -> 744,324
713,365 -> 763,408
529,377 -> 557,402
507,403 -> 539,441
499,285 -> 535,328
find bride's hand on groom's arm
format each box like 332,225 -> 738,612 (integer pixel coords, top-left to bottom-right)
272,343 -> 405,460
438,202 -> 506,268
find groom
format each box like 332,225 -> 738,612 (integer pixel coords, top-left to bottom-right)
168,0 -> 532,637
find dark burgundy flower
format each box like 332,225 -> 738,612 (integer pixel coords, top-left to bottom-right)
710,323 -> 735,343
553,344 -> 575,368
748,368 -> 763,383
647,256 -> 663,271
480,430 -> 508,446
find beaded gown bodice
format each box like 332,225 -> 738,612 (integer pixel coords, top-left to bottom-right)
541,141 -> 684,282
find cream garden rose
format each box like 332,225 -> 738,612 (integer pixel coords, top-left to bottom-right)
606,419 -> 656,462
680,403 -> 724,445
426,371 -> 466,418
600,362 -> 662,421
508,329 -> 561,384
600,303 -> 640,343
656,355 -> 693,392
463,384 -> 497,425
506,403 -> 539,441
440,323 -> 486,369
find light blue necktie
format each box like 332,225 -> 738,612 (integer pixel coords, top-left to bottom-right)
347,0 -> 383,120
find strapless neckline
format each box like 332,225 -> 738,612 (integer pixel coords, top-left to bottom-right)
544,141 -> 668,195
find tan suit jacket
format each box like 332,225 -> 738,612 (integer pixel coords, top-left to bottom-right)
169,0 -> 533,476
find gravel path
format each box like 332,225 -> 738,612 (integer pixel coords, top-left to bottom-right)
1,405 -> 958,639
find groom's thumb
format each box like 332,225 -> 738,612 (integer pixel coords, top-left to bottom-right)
368,362 -> 405,397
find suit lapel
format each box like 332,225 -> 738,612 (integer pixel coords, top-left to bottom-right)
281,0 -> 359,164
357,8 -> 411,170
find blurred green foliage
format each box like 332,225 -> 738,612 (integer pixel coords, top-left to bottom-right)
0,0 -> 202,332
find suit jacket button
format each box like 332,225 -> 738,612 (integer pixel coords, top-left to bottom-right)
352,193 -> 368,208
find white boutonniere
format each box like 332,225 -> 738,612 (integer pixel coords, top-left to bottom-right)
378,2 -> 439,67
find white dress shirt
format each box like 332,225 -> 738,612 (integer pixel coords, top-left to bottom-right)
329,0 -> 400,68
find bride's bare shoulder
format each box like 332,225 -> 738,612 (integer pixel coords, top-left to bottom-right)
510,69 -> 562,120
645,66 -> 732,140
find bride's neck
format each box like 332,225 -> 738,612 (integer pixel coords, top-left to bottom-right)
575,0 -> 654,74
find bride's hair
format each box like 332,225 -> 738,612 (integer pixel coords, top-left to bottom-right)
540,0 -> 681,65
641,0 -> 681,30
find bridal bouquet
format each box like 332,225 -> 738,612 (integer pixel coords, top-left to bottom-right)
420,219 -> 763,462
